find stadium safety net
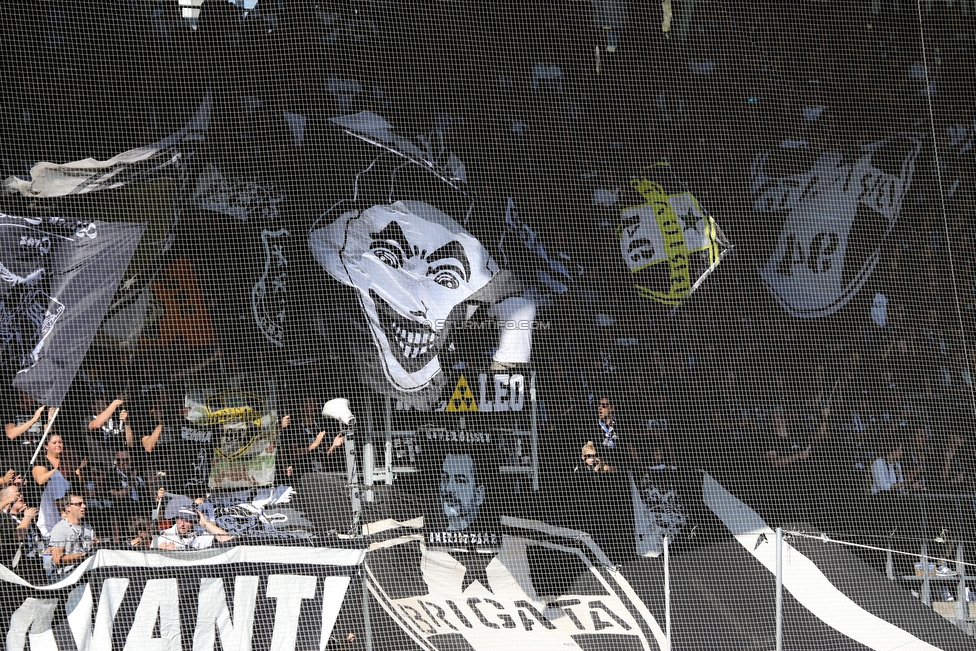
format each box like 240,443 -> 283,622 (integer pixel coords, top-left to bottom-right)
0,1 -> 975,650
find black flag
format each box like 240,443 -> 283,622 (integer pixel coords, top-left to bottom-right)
1,214 -> 145,406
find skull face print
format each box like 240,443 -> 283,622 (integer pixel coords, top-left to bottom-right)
311,200 -> 498,393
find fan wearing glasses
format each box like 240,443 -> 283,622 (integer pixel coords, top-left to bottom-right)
594,395 -> 625,468
48,493 -> 99,579
575,441 -> 612,473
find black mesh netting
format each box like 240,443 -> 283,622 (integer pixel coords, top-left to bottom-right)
1,2 -> 975,649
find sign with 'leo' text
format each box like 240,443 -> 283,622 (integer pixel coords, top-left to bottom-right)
444,374 -> 528,413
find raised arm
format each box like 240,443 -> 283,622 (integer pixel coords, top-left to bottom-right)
325,432 -> 346,455
121,409 -> 134,447
198,512 -> 233,543
32,463 -> 58,485
89,399 -> 124,431
5,405 -> 45,440
141,423 -> 164,454
14,507 -> 38,540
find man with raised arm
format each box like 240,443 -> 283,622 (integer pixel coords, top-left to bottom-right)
154,505 -> 233,550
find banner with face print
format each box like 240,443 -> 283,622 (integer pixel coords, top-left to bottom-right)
751,134 -> 922,317
181,375 -> 280,488
308,141 -> 524,410
630,471 -> 687,558
313,199 -> 498,393
415,446 -> 502,546
598,163 -> 731,308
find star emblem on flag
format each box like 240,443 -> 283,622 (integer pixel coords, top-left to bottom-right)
449,549 -> 495,593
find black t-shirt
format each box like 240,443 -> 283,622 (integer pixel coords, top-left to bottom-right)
142,424 -> 184,477
137,414 -> 212,495
108,465 -> 147,506
87,406 -> 127,446
0,516 -> 19,568
2,405 -> 44,446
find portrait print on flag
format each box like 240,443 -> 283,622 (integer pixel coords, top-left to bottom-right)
617,163 -> 731,307
591,162 -> 731,311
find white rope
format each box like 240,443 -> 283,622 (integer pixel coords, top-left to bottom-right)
785,530 -> 976,571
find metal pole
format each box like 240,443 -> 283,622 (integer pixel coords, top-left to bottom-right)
384,396 -> 392,485
363,401 -> 374,501
663,533 -> 671,650
344,427 -> 361,521
955,542 -> 966,624
28,407 -> 60,469
921,540 -> 931,606
776,527 -> 783,651
361,567 -> 373,651
886,536 -> 895,580
530,371 -> 538,491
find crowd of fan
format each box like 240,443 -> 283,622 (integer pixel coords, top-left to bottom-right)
0,356 -> 350,584
550,174 -> 976,523
551,207 -> 976,540
1,0 -> 975,586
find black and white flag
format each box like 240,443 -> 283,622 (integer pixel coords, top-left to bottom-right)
308,114 -> 530,410
364,517 -> 668,651
0,214 -> 145,406
0,545 -> 360,651
630,472 -> 687,558
2,96 -> 210,199
590,162 -> 732,310
751,133 -> 922,317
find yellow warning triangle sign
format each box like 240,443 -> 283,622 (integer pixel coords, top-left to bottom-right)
445,374 -> 478,412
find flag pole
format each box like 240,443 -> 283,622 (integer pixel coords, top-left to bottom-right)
28,407 -> 60,469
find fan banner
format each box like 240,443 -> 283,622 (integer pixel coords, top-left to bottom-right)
4,4 -> 976,651
192,164 -> 283,224
181,376 -> 280,489
308,148 -> 528,411
0,545 -> 360,651
421,447 -> 502,547
752,134 -> 922,317
621,163 -> 731,307
363,517 -> 668,651
2,97 -> 210,199
593,162 -> 731,308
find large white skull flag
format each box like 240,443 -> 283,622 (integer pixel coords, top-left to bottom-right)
307,116 -> 537,408
311,199 -> 499,395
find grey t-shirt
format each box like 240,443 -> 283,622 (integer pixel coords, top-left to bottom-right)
49,519 -> 96,575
